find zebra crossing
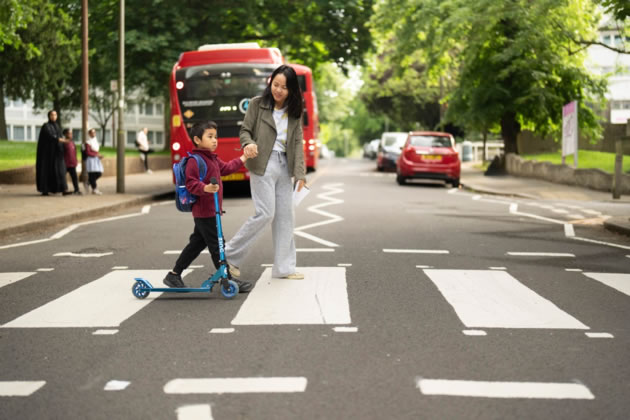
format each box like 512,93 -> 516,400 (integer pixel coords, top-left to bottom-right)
1,263 -> 628,408
2,264 -> 627,332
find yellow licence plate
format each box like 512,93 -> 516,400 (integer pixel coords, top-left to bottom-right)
422,155 -> 442,162
221,172 -> 246,181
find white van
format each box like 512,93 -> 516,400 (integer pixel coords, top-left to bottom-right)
377,132 -> 408,171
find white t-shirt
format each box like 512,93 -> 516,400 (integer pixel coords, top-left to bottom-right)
272,107 -> 288,152
136,130 -> 149,151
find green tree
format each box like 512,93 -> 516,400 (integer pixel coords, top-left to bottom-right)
0,0 -> 80,138
375,0 -> 608,154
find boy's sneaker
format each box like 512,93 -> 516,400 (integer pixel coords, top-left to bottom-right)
164,272 -> 186,288
227,262 -> 241,278
234,279 -> 252,293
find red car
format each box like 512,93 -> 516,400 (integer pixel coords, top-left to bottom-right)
396,131 -> 461,187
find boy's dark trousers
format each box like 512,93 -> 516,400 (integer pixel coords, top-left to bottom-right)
66,167 -> 79,192
174,217 -> 222,275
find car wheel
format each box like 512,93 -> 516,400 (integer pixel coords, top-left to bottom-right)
451,178 -> 460,188
396,175 -> 406,185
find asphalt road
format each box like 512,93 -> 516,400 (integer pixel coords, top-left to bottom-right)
1,158 -> 629,419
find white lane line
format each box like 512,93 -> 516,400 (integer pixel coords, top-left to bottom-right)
54,252 -> 113,258
416,265 -> 434,269
37,268 -> 54,272
261,264 -> 273,267
423,269 -> 589,329
92,329 -> 119,335
1,269 -> 190,328
564,224 -> 575,237
489,267 -> 506,270
231,267 -> 350,325
585,332 -> 614,338
0,272 -> 36,289
333,326 -> 358,332
507,252 -> 575,257
462,330 -> 487,336
567,214 -> 585,219
209,328 -> 235,334
293,231 -> 339,247
565,268 -> 582,272
141,205 -> 151,214
297,248 -> 335,252
582,209 -> 602,215
552,208 -> 569,214
190,265 -> 204,268
164,377 -> 308,394
337,263 -> 352,267
384,249 -> 449,254
165,250 -> 209,255
0,381 -> 46,396
104,380 -> 130,391
571,236 -> 630,250
294,183 -> 344,246
582,272 -> 630,297
177,405 -> 213,420
112,266 -> 128,270
416,378 -> 594,399
0,209 -> 150,250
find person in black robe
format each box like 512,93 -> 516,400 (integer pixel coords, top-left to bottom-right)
36,110 -> 69,195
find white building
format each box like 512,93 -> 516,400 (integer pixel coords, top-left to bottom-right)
585,16 -> 630,124
3,97 -> 166,148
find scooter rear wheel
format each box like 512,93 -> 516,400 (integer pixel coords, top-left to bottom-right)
132,281 -> 149,299
221,280 -> 239,299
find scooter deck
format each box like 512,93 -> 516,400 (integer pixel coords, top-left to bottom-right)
139,286 -> 213,293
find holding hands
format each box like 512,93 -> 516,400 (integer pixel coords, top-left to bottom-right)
243,143 -> 258,159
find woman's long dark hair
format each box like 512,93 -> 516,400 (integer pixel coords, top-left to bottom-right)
261,65 -> 303,120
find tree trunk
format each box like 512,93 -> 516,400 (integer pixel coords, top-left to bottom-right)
500,111 -> 520,155
0,82 -> 7,140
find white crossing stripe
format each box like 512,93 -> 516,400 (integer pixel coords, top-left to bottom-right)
104,380 -> 130,391
507,252 -> 575,257
54,252 -> 113,258
384,249 -> 449,254
0,381 -> 46,396
177,405 -> 214,420
417,378 -> 594,399
585,332 -> 614,338
164,377 -> 308,394
1,270 -> 187,328
423,269 -> 588,329
582,272 -> 630,297
0,272 -> 36,289
231,267 -> 351,325
209,328 -> 234,334
462,330 -> 487,336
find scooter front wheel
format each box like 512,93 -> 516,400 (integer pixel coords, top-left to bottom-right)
221,280 -> 239,299
132,281 -> 150,299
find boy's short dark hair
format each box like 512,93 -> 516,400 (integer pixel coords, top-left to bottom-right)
190,121 -> 218,143
62,128 -> 70,136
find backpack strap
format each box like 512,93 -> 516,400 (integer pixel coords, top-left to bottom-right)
191,154 -> 207,182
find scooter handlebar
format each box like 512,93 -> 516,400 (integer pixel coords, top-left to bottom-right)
210,177 -> 218,185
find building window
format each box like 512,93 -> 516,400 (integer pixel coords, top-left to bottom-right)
27,126 -> 32,140
5,125 -> 10,139
602,34 -> 611,45
72,129 -> 81,142
13,126 -> 25,140
144,103 -> 154,116
156,103 -> 163,115
156,131 -> 163,145
127,130 -> 136,146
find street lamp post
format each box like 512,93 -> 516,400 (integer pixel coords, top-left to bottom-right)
116,0 -> 125,193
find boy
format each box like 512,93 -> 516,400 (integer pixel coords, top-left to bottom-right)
62,129 -> 82,195
163,121 -> 253,293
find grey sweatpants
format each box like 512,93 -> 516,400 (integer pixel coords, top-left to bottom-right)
226,151 -> 296,278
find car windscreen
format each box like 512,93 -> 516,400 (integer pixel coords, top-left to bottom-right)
409,135 -> 452,148
383,135 -> 407,147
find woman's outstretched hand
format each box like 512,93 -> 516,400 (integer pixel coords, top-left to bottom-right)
244,144 -> 258,159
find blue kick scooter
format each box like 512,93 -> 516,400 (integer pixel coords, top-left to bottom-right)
131,177 -> 240,299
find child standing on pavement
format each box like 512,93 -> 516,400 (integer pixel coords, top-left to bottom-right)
163,121 -> 253,293
85,128 -> 104,195
62,129 -> 82,195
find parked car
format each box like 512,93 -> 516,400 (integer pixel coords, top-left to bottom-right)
376,132 -> 408,171
396,131 -> 461,187
319,143 -> 335,159
363,139 -> 380,159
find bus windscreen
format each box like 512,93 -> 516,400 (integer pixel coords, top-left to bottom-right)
175,63 -> 277,137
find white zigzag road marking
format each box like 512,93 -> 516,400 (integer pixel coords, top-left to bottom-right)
294,183 -> 344,247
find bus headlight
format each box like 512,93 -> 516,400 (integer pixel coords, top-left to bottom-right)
172,142 -> 181,151
174,153 -> 181,161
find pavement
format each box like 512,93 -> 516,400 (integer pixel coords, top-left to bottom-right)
0,161 -> 629,240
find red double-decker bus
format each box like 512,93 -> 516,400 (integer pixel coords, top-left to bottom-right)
169,43 -> 318,182
291,63 -> 320,172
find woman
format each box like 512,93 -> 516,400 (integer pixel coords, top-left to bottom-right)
36,110 -> 69,196
226,65 -> 307,280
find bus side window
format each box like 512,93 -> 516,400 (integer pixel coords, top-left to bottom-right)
303,109 -> 309,126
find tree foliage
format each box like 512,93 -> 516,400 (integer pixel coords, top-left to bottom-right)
365,0 -> 608,154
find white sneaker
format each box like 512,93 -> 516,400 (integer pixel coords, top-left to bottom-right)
227,262 -> 240,278
283,272 -> 304,280
146,169 -> 153,174
92,188 -> 103,195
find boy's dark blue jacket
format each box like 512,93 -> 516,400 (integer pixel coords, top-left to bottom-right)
185,148 -> 243,218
